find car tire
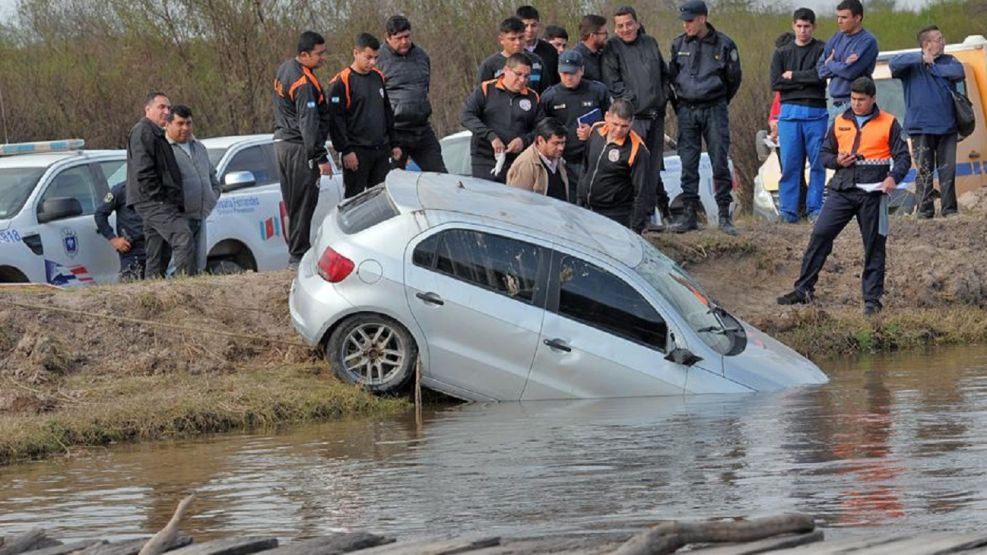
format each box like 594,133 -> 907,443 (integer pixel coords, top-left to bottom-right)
207,258 -> 246,275
326,314 -> 418,394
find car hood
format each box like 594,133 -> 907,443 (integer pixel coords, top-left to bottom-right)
721,322 -> 829,391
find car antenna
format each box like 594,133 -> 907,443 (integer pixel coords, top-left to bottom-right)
0,82 -> 8,144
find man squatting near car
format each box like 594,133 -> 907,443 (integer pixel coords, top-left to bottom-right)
126,91 -> 192,278
165,105 -> 221,274
328,33 -> 401,199
94,180 -> 146,281
377,15 -> 447,173
273,30 -> 333,267
777,77 -> 911,316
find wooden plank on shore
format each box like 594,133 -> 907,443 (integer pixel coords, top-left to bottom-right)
342,535 -> 500,555
839,532 -> 987,555
0,528 -> 61,555
687,530 -> 825,555
164,537 -> 278,555
767,535 -> 911,555
17,541 -> 104,555
76,535 -> 192,555
261,533 -> 394,555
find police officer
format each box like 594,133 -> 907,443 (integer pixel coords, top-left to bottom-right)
94,182 -> 145,281
273,30 -> 332,267
577,98 -> 653,233
540,49 -> 609,184
328,33 -> 401,199
668,0 -> 742,236
777,77 -> 911,316
378,15 -> 447,173
477,17 -> 548,94
602,6 -> 672,223
463,53 -> 545,182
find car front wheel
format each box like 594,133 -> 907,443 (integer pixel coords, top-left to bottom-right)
326,314 -> 417,394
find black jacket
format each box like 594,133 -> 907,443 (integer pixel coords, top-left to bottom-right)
602,32 -> 671,117
574,42 -> 604,83
272,58 -> 331,164
462,77 -> 544,164
94,182 -> 143,245
377,43 -> 434,134
477,51 -> 548,94
822,106 -> 911,192
540,79 -> 610,164
327,67 -> 396,153
770,39 -> 827,107
125,117 -> 183,208
577,123 -> 652,232
532,39 -> 559,87
669,24 -> 742,105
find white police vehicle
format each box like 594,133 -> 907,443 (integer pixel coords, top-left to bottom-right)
0,137 -> 342,285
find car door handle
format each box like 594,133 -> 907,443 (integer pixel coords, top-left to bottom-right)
543,338 -> 572,352
970,150 -> 981,159
415,291 -> 444,306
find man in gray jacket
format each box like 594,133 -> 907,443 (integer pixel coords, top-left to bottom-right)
165,105 -> 221,274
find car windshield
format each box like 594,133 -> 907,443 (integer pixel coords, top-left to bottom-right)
634,240 -> 742,355
207,148 -> 227,167
0,167 -> 45,219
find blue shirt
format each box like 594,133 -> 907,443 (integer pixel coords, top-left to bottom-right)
817,29 -> 878,101
889,52 -> 965,135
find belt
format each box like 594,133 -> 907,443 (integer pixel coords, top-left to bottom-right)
679,97 -> 726,109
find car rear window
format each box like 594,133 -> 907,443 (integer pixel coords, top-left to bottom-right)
337,185 -> 398,234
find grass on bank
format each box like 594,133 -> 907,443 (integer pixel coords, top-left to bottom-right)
0,364 -> 410,467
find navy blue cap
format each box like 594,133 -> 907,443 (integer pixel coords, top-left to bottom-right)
558,49 -> 584,73
678,0 -> 708,20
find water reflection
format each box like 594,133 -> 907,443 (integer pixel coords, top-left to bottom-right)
4,346 -> 987,542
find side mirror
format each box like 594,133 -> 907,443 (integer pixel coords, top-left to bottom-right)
37,197 -> 83,223
665,347 -> 703,367
755,129 -> 772,163
223,171 -> 256,192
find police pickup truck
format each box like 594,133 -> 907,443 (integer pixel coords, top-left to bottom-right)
0,137 -> 342,285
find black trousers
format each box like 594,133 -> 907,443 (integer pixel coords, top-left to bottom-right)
631,116 -> 669,207
912,133 -> 958,216
275,141 -> 321,263
343,146 -> 391,199
134,200 -> 194,278
794,187 -> 888,307
677,102 -> 733,213
393,127 -> 447,173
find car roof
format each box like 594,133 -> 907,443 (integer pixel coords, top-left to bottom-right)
386,170 -> 645,267
0,149 -> 121,169
198,134 -> 273,149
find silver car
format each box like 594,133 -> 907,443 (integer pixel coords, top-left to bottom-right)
289,170 -> 827,401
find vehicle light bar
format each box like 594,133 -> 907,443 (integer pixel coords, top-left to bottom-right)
0,139 -> 85,157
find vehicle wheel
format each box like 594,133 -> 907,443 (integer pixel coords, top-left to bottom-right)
326,314 -> 417,394
207,258 -> 246,275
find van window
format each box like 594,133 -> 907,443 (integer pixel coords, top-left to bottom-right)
41,165 -> 99,215
556,255 -> 667,351
223,144 -> 277,186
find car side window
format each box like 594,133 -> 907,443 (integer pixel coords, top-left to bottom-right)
413,229 -> 545,304
557,255 -> 667,351
223,144 -> 277,186
41,165 -> 99,216
98,161 -> 126,188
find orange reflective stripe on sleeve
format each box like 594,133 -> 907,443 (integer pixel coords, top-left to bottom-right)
481,79 -> 498,97
627,131 -> 645,167
287,75 -> 309,102
301,66 -> 324,104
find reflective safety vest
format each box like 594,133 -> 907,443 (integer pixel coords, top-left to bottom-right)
833,110 -> 894,164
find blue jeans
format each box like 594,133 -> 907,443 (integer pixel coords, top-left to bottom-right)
676,102 -> 732,211
778,104 -> 828,221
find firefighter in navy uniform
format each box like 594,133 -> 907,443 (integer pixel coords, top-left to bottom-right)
777,77 -> 911,316
94,182 -> 145,281
462,53 -> 545,183
328,33 -> 401,199
272,30 -> 332,266
577,98 -> 653,234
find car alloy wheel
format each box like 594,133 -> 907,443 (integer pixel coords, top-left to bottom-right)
327,314 -> 417,394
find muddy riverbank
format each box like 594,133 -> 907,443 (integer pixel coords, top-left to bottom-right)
2,213 -> 987,465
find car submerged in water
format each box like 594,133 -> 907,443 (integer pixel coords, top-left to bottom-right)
289,170 -> 828,401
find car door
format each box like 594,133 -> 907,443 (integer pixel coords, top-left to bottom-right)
404,226 -> 550,401
523,249 -> 686,400
35,163 -> 118,285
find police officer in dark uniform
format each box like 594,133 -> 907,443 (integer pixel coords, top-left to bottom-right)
273,31 -> 332,266
477,17 -> 548,94
668,0 -> 742,236
463,53 -> 545,182
328,33 -> 401,199
540,49 -> 609,184
94,182 -> 145,281
577,98 -> 654,233
378,15 -> 447,173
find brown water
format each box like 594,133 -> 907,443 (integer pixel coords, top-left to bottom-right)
3,346 -> 987,543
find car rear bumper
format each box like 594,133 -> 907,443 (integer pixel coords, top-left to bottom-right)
289,249 -> 354,347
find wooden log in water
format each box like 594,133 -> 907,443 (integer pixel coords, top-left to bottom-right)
261,532 -> 395,555
0,528 -> 61,555
613,514 -> 816,555
76,535 -> 192,555
165,537 -> 278,555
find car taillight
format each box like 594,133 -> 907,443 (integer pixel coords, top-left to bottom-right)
317,247 -> 355,283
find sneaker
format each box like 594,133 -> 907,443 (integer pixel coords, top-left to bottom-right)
864,302 -> 882,316
777,289 -> 812,305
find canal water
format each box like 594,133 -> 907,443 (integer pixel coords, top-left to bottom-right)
3,345 -> 987,543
